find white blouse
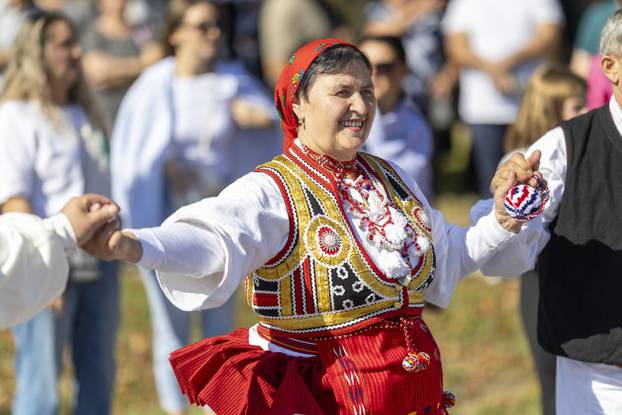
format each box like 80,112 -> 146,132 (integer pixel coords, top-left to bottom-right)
0,213 -> 76,329
133,158 -> 516,311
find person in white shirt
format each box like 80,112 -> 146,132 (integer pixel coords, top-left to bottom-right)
360,35 -> 434,200
497,65 -> 588,415
475,12 -> 622,415
0,194 -> 119,330
90,39 -> 541,414
0,12 -> 118,415
443,0 -> 563,196
110,1 -> 278,413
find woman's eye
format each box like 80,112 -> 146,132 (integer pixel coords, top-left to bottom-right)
336,90 -> 351,97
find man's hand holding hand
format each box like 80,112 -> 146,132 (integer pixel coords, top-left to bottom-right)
61,194 -> 120,246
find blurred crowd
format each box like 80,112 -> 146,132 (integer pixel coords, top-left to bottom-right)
0,0 -> 616,414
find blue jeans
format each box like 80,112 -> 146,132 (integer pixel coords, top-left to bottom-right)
12,261 -> 119,415
470,124 -> 508,197
139,268 -> 235,412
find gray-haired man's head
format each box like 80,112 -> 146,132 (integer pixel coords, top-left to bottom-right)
600,9 -> 622,57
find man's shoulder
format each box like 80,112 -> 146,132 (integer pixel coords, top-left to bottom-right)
560,105 -> 605,131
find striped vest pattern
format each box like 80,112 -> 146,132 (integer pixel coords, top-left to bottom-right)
246,147 -> 436,336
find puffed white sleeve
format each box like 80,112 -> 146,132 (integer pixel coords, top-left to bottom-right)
473,127 -> 567,276
0,213 -> 76,329
386,162 -> 518,308
131,171 -> 289,311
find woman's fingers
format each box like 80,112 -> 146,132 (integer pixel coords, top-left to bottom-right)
83,219 -> 120,260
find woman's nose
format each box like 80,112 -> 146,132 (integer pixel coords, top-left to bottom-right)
349,92 -> 368,115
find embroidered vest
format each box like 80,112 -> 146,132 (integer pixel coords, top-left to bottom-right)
246,147 -> 436,336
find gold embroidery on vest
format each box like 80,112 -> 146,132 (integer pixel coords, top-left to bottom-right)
249,152 -> 435,334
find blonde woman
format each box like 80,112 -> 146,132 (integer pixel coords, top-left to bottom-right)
499,64 -> 587,415
504,65 -> 588,156
110,1 -> 277,413
0,12 -> 118,415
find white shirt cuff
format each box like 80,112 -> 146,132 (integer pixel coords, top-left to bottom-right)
476,209 -> 517,253
130,228 -> 163,268
46,214 -> 77,252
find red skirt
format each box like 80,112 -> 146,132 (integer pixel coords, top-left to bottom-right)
169,316 -> 453,415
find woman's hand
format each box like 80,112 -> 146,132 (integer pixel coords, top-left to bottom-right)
82,222 -> 143,263
492,151 -> 545,233
61,194 -> 120,246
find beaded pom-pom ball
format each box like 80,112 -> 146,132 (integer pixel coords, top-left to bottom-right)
504,176 -> 549,222
401,352 -> 430,372
442,391 -> 456,408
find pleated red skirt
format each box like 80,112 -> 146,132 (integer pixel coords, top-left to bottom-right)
169,317 -> 452,415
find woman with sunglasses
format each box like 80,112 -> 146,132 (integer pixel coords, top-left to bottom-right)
110,1 -> 276,414
98,39 -> 541,414
0,12 -> 117,415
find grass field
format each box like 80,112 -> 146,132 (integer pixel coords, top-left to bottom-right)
0,193 -> 543,414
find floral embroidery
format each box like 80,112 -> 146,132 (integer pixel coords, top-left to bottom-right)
337,266 -> 349,280
305,216 -> 351,267
413,206 -> 432,233
338,173 -> 430,281
318,225 -> 342,255
315,42 -> 329,52
352,280 -> 365,292
301,144 -> 433,283
250,151 -> 435,335
291,69 -> 305,94
333,285 -> 345,296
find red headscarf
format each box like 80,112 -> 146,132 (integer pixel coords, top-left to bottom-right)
274,38 -> 356,151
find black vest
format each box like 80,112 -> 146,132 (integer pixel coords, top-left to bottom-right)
537,105 -> 622,364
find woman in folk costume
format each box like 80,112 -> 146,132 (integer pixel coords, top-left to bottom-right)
92,39 -> 542,414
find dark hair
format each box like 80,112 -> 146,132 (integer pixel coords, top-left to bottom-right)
359,35 -> 407,64
161,0 -> 227,57
297,44 -> 372,102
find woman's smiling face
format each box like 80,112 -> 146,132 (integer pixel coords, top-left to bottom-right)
293,58 -> 376,161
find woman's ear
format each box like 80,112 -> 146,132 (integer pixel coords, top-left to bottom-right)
601,55 -> 620,84
292,98 -> 303,122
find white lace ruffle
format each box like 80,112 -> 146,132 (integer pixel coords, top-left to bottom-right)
341,175 -> 430,282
